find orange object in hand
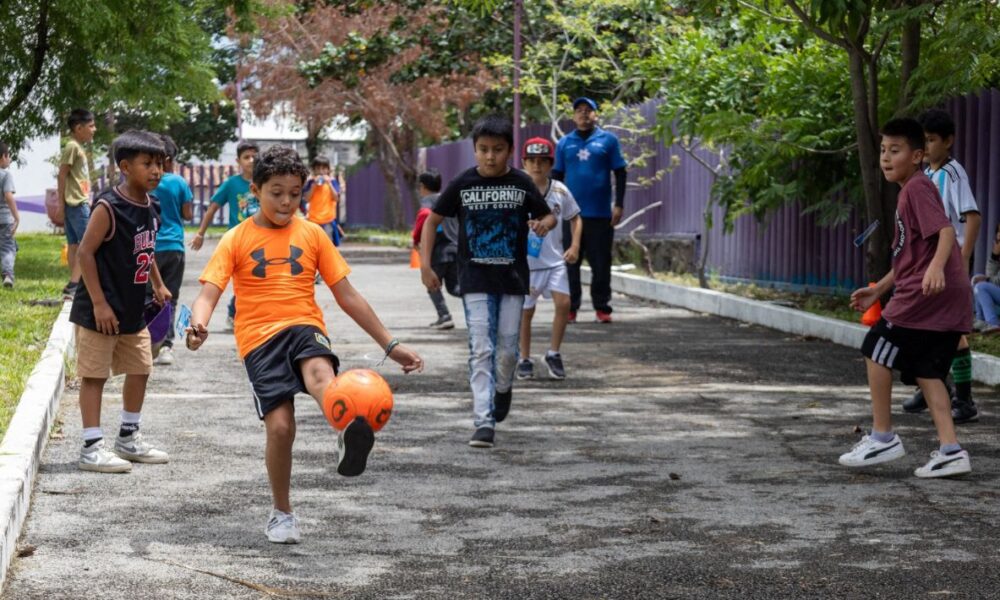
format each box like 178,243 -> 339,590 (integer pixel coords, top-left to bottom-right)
410,248 -> 421,269
861,282 -> 882,326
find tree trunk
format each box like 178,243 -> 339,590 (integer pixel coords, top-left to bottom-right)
898,3 -> 921,111
374,138 -> 403,230
847,49 -> 890,281
305,119 -> 322,165
0,0 -> 49,129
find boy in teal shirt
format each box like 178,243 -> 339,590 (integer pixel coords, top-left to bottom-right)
191,141 -> 259,327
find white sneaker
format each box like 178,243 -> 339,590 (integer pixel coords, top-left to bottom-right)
914,450 -> 972,478
79,439 -> 132,473
838,434 -> 906,467
154,346 -> 175,366
265,509 -> 301,544
115,432 -> 170,464
2,274 -> 13,288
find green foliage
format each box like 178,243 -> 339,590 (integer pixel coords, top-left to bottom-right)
0,0 -> 251,158
634,0 -> 1000,230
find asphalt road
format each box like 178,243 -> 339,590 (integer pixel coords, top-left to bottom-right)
3,241 -> 999,599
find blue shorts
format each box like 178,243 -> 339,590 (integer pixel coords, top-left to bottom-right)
64,203 -> 91,245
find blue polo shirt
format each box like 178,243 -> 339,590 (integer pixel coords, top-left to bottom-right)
554,127 -> 627,218
153,173 -> 193,253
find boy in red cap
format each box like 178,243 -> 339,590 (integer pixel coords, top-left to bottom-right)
517,137 -> 582,380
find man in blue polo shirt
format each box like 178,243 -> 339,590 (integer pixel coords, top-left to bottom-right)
552,97 -> 628,323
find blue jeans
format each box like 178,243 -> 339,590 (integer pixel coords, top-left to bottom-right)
974,280 -> 1000,326
462,293 -> 524,429
64,202 -> 91,245
0,223 -> 16,277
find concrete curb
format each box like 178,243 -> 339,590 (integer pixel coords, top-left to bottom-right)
585,268 -> 1000,386
0,301 -> 74,590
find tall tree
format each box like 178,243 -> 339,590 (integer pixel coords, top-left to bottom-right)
245,0 -> 494,229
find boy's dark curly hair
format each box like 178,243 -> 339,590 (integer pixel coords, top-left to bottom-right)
252,145 -> 309,187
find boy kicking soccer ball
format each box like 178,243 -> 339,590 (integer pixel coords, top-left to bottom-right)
841,118 -> 972,478
186,145 -> 422,543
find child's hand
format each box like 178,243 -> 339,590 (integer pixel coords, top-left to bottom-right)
153,285 -> 172,305
528,219 -> 550,237
850,286 -> 879,312
922,266 -> 946,296
186,323 -> 208,350
421,266 -> 441,292
94,301 -> 119,335
563,245 -> 580,265
389,344 -> 424,374
190,233 -> 204,251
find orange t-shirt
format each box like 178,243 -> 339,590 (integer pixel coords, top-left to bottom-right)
200,216 -> 351,357
307,180 -> 338,225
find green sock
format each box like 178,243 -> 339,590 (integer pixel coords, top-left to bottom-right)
951,348 -> 972,404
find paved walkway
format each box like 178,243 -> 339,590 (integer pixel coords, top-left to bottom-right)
4,242 -> 999,599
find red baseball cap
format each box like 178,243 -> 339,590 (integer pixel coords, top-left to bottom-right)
522,137 -> 554,159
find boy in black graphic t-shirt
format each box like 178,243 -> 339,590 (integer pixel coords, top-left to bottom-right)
420,115 -> 556,448
70,130 -> 173,473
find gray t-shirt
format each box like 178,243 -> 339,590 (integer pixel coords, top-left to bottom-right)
0,169 -> 15,225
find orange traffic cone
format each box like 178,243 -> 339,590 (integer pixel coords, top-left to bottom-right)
410,248 -> 421,269
861,282 -> 881,326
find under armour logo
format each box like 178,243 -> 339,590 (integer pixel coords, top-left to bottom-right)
251,245 -> 304,278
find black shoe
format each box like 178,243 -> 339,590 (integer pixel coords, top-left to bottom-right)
468,427 -> 495,448
544,353 -> 565,380
952,399 -> 979,424
429,315 -> 455,330
336,417 -> 375,477
903,389 -> 927,413
493,389 -> 512,423
516,359 -> 534,380
61,281 -> 78,301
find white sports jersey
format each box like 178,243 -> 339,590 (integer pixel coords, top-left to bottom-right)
924,159 -> 978,247
527,179 -> 581,270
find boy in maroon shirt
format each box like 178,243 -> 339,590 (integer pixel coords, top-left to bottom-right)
840,118 -> 972,478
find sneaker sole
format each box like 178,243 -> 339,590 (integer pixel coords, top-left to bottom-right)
838,447 -> 906,467
468,439 -> 494,448
516,373 -> 533,380
114,450 -> 170,464
266,532 -> 301,544
546,365 -> 565,380
78,462 -> 132,473
338,418 -> 375,477
953,414 -> 979,424
431,323 -> 455,330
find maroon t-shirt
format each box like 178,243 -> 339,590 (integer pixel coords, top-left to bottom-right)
881,174 -> 972,333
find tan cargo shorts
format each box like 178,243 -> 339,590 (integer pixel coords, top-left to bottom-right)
75,326 -> 153,379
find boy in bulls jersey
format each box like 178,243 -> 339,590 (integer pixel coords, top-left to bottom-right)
70,130 -> 173,474
186,145 -> 422,544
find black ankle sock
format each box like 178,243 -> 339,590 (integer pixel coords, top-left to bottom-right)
119,422 -> 140,438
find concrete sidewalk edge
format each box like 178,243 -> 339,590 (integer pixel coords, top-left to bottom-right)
587,268 -> 1000,386
0,301 -> 74,590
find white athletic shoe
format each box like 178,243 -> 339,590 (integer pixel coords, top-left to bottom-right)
838,434 -> 906,467
79,439 -> 132,473
914,450 -> 972,478
115,432 -> 170,464
265,509 -> 301,544
154,346 -> 175,366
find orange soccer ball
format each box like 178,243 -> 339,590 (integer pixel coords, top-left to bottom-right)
322,369 -> 394,432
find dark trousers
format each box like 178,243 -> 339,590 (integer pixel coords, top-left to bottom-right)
566,217 -> 614,313
151,250 -> 185,348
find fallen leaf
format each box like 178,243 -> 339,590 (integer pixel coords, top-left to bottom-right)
17,545 -> 36,558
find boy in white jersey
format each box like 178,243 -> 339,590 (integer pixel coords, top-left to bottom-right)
516,137 -> 582,380
903,109 -> 981,423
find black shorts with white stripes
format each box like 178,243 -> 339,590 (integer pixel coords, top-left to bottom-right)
861,318 -> 961,385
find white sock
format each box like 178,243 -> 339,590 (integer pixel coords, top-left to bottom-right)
546,349 -> 560,357
82,427 -> 103,446
120,410 -> 142,425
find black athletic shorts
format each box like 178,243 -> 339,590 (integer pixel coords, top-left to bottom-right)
861,318 -> 961,385
243,325 -> 339,419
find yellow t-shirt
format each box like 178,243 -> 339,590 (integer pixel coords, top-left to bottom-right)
199,216 -> 351,357
60,139 -> 92,207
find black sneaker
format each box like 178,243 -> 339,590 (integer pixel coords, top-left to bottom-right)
903,382 -> 956,414
952,399 -> 979,424
62,281 -> 78,301
516,359 -> 534,380
336,417 -> 375,477
544,353 -> 565,380
468,427 -> 494,448
429,315 -> 455,330
493,389 -> 512,423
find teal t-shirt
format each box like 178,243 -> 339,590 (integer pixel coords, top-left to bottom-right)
211,174 -> 258,229
153,173 -> 193,252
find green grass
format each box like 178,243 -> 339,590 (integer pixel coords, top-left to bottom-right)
0,233 -> 67,437
348,228 -> 411,247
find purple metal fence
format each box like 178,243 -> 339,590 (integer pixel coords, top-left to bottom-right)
346,90 -> 999,290
98,163 -> 238,225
